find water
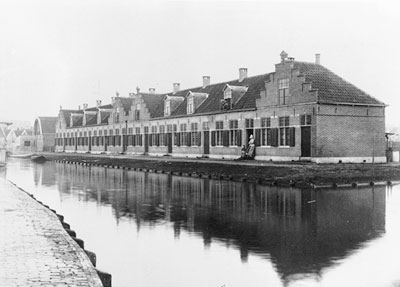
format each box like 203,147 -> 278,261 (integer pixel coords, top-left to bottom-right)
3,158 -> 400,287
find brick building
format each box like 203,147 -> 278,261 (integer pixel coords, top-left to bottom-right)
55,52 -> 386,163
34,117 -> 58,152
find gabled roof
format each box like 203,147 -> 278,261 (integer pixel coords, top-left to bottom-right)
170,73 -> 270,117
117,97 -> 134,115
99,104 -> 113,109
293,61 -> 384,106
85,113 -> 97,126
38,117 -> 57,134
100,110 -> 111,124
61,109 -> 82,127
71,115 -> 83,127
140,93 -> 165,118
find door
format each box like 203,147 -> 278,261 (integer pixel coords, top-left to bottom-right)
301,127 -> 311,157
144,134 -> 149,153
167,133 -> 172,154
246,129 -> 254,146
88,137 -> 91,152
203,131 -> 209,155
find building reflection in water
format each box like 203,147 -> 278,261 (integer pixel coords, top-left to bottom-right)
46,162 -> 386,281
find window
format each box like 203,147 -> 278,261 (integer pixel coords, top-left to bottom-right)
229,120 -> 240,146
202,121 -> 210,131
151,126 -> 157,146
278,78 -> 290,105
165,100 -> 170,116
180,123 -> 187,146
215,121 -> 224,146
128,127 -> 133,134
135,127 -> 141,146
134,104 -> 140,120
191,122 -> 199,146
245,118 -> 254,129
144,126 -> 149,134
159,126 -> 166,146
187,97 -> 194,114
300,114 -> 312,126
167,124 -> 173,133
279,116 -> 295,147
24,141 -> 31,147
260,117 -> 272,146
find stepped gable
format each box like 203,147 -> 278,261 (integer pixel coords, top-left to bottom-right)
118,97 -> 134,115
294,61 -> 384,106
141,93 -> 165,118
170,73 -> 270,117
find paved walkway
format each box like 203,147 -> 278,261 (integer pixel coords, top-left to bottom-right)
0,177 -> 103,287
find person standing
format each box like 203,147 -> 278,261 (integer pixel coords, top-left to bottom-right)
247,134 -> 255,159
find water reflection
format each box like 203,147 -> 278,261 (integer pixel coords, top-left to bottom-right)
29,162 -> 387,282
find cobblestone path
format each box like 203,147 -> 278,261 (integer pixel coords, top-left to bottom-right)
0,177 -> 103,287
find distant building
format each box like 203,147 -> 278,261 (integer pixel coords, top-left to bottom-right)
34,117 -> 58,152
55,52 -> 386,163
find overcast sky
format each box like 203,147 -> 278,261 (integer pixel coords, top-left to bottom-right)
0,0 -> 399,128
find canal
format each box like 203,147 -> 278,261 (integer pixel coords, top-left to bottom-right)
3,158 -> 400,287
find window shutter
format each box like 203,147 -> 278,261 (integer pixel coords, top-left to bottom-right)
261,129 -> 265,146
148,134 -> 152,146
211,131 -> 216,146
255,129 -> 261,147
139,135 -> 142,146
176,133 -> 181,146
222,130 -> 229,147
164,134 -> 168,146
237,130 -> 242,146
290,127 -> 296,147
187,132 -> 191,147
197,132 -> 201,146
156,134 -> 160,146
271,128 -> 279,147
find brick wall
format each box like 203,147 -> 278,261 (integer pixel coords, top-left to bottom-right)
315,105 -> 385,158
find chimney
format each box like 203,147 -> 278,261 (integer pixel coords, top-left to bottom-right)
96,100 -> 102,107
149,88 -> 156,94
202,76 -> 210,88
173,83 -> 180,94
239,68 -> 247,82
315,53 -> 320,65
83,103 -> 88,110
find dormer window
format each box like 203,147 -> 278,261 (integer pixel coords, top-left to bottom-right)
134,103 -> 140,120
224,89 -> 232,100
165,99 -> 171,116
186,91 -> 208,115
278,78 -> 290,105
187,97 -> 194,114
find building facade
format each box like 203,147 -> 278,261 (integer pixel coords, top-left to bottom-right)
34,117 -> 58,152
55,52 -> 386,163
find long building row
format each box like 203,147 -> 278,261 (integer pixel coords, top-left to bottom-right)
55,51 -> 386,163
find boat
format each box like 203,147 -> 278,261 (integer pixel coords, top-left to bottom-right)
9,153 -> 34,159
30,155 -> 47,163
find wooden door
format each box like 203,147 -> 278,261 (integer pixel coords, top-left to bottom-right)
301,127 -> 311,157
203,131 -> 209,155
167,133 -> 172,154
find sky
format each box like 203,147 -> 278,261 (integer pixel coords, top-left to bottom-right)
0,0 -> 399,128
